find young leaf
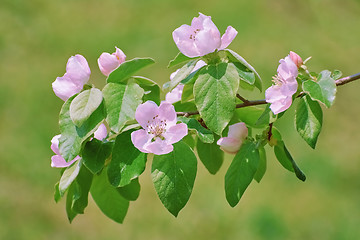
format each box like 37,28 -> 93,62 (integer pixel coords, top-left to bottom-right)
90,169 -> 130,224
274,141 -> 306,181
151,141 -> 197,217
295,96 -> 323,149
224,49 -> 262,91
167,59 -> 199,91
59,95 -> 82,162
59,160 -> 81,196
132,76 -> 160,104
107,130 -> 147,187
168,52 -> 195,68
107,57 -> 155,84
103,82 -> 144,132
117,178 -> 141,201
82,139 -> 113,174
331,70 -> 342,80
194,62 -> 239,135
70,88 -> 103,127
254,146 -> 266,183
178,116 -> 214,143
71,164 -> 93,214
196,135 -> 224,174
302,70 -> 336,108
225,141 -> 260,207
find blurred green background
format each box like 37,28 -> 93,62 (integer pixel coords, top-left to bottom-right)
1,0 -> 360,239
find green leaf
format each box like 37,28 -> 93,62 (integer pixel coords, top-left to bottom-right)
225,141 -> 260,207
151,141 -> 197,217
66,184 -> 78,223
172,101 -> 197,112
274,141 -> 306,181
71,164 -> 93,214
70,88 -> 103,127
132,76 -> 160,105
167,59 -> 199,91
196,135 -> 224,174
178,116 -> 214,143
117,178 -> 141,201
254,146 -> 266,183
90,169 -> 130,224
194,62 -> 239,135
108,130 -> 147,187
54,182 -> 61,203
107,57 -> 155,84
82,139 -> 113,174
235,106 -> 268,129
59,160 -> 81,196
182,134 -> 195,149
295,96 -> 323,149
233,62 -> 255,85
181,83 -> 194,102
168,52 -> 195,68
103,82 -> 144,132
331,70 -> 342,80
225,49 -> 262,91
59,95 -> 82,162
302,70 -> 336,108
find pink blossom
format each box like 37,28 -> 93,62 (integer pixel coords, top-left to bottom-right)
217,122 -> 248,154
172,13 -> 238,57
289,51 -> 303,68
165,60 -> 206,103
131,101 -> 188,155
50,124 -> 108,168
98,47 -> 126,76
52,54 -> 91,101
265,54 -> 299,114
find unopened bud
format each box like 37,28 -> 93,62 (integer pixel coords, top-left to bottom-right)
289,51 -> 303,68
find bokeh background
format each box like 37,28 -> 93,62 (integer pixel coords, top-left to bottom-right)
1,0 -> 360,239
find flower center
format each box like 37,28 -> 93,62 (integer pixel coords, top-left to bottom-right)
272,75 -> 284,85
146,115 -> 167,139
189,29 -> 201,41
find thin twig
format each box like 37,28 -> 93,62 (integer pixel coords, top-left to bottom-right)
176,72 -> 360,117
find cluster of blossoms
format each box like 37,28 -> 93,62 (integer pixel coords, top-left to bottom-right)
265,51 -> 303,114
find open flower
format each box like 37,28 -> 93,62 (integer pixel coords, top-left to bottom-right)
172,13 -> 238,57
265,54 -> 299,115
131,101 -> 188,155
98,47 -> 126,76
52,54 -> 91,101
217,122 -> 248,154
51,123 -> 107,168
165,60 -> 206,103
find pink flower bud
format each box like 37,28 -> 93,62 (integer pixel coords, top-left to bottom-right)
98,47 -> 126,76
217,122 -> 248,154
289,51 -> 303,68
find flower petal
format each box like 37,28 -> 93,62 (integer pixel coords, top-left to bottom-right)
163,123 -> 188,145
145,138 -> 174,155
265,85 -> 287,103
52,76 -> 83,101
114,47 -> 126,63
269,95 -> 293,115
219,26 -> 238,50
135,101 -> 160,129
158,101 -> 177,127
227,122 -> 248,140
165,84 -> 184,104
98,52 -> 120,76
217,137 -> 241,154
278,56 -> 298,82
289,51 -> 303,68
172,25 -> 200,57
94,123 -> 107,140
131,129 -> 153,153
51,155 -> 80,168
51,134 -> 61,155
65,54 -> 90,85
194,28 -> 221,56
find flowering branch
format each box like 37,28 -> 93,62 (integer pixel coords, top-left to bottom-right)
176,72 -> 360,117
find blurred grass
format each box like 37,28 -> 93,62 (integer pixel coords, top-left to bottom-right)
1,0 -> 360,239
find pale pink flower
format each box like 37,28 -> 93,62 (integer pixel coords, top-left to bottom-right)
165,60 -> 206,103
131,101 -> 188,155
265,54 -> 299,114
172,13 -> 237,57
217,122 -> 248,154
51,123 -> 108,168
52,54 -> 91,101
289,51 -> 303,68
98,47 -> 126,76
